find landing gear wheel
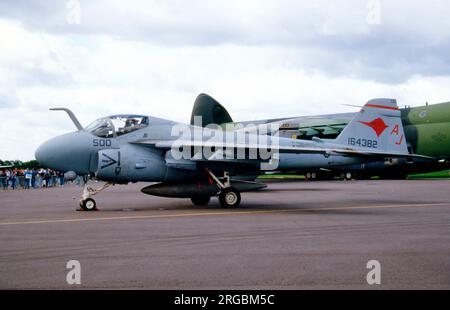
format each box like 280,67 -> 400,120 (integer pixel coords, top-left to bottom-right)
345,172 -> 353,180
219,187 -> 241,208
78,182 -> 112,211
81,198 -> 97,211
306,172 -> 317,180
191,196 -> 211,206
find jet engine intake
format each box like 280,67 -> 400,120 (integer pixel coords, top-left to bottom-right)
94,145 -> 169,183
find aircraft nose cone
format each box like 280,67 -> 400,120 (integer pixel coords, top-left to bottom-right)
35,132 -> 93,174
35,139 -> 53,168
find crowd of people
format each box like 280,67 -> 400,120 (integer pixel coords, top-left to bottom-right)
0,168 -> 66,190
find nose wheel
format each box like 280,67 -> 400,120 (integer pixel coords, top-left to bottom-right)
78,182 -> 112,211
80,198 -> 97,211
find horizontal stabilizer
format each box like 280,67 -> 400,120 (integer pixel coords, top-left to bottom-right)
132,139 -> 432,160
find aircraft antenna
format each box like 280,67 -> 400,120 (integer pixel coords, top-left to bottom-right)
50,108 -> 83,130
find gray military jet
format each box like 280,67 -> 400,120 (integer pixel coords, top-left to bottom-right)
35,98 -> 427,210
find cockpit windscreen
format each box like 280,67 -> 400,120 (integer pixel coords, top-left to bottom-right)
85,115 -> 149,138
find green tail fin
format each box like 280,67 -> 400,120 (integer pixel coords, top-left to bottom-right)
190,93 -> 233,127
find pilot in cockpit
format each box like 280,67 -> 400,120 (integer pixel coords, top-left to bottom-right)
86,115 -> 148,138
123,118 -> 139,133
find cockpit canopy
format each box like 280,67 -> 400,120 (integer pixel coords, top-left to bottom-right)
85,115 -> 149,138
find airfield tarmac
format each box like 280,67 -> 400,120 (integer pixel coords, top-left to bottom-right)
1,179 -> 450,289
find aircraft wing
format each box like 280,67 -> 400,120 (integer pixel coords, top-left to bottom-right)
131,139 -> 433,161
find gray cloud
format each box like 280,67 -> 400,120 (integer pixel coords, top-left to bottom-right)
1,0 -> 450,83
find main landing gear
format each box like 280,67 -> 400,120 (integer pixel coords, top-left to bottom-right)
190,195 -> 211,206
78,182 -> 112,211
205,169 -> 241,208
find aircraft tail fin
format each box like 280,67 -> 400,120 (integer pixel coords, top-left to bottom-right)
190,93 -> 234,127
333,98 -> 408,153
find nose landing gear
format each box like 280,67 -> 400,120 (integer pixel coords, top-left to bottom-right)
81,198 -> 97,211
78,182 -> 112,211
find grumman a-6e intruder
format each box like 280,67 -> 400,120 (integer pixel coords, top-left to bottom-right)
35,98 -> 430,210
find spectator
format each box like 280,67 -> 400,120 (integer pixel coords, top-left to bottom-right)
17,169 -> 25,188
10,169 -> 17,190
24,169 -> 32,189
39,169 -> 45,187
58,171 -> 65,187
0,169 -> 6,190
44,169 -> 51,188
5,169 -> 10,189
51,170 -> 57,187
31,169 -> 37,188
0,167 -> 73,190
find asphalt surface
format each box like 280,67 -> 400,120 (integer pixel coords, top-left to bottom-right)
1,179 -> 450,289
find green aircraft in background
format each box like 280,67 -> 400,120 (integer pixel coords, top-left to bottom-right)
191,94 -> 450,179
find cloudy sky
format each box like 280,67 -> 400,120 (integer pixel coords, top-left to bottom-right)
1,0 -> 450,160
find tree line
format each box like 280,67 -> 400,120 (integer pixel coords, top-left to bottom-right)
0,159 -> 42,169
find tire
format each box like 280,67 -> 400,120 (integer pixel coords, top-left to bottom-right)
311,172 -> 317,179
345,172 -> 353,180
191,196 -> 211,206
81,198 -> 97,211
219,187 -> 241,208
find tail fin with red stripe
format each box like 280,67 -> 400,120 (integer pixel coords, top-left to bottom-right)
333,98 -> 408,154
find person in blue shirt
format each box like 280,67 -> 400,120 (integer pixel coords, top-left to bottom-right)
24,169 -> 32,189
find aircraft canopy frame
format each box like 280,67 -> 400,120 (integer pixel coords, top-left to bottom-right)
85,114 -> 149,138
